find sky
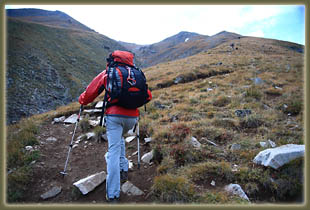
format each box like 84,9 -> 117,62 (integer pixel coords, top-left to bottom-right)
5,5 -> 305,45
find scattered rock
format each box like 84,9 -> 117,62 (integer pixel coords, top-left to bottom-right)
235,109 -> 252,118
144,137 -> 152,143
174,76 -> 184,84
154,101 -> 168,109
89,120 -> 100,127
53,116 -> 65,123
83,109 -> 102,114
85,132 -> 95,140
251,77 -> 264,85
225,184 -> 250,201
127,126 -> 136,135
95,101 -> 104,109
121,181 -> 144,196
46,137 -> 57,142
202,138 -> 217,146
128,160 -> 134,170
125,136 -> 136,143
230,143 -> 241,151
101,133 -> 108,141
260,140 -> 276,148
64,114 -> 79,124
253,144 -> 305,169
25,146 -> 34,151
190,137 -> 201,148
141,150 -> 153,164
40,186 -> 62,200
73,171 -> 107,195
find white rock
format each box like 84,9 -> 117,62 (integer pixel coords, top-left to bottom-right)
72,144 -> 78,149
25,146 -> 34,151
102,133 -> 108,141
191,137 -> 201,148
144,137 -> 152,143
85,132 -> 95,140
230,143 -> 241,151
211,180 -> 216,186
205,139 -> 218,146
64,114 -> 79,124
125,136 -> 136,143
267,139 -> 276,148
129,160 -> 134,170
53,116 -> 65,123
95,101 -> 104,109
260,142 -> 267,147
253,144 -> 305,169
127,126 -> 136,135
46,137 -> 57,142
132,151 -> 138,156
89,120 -> 100,127
141,150 -> 153,164
225,184 -> 249,201
83,109 -> 102,114
73,171 -> 107,195
40,186 -> 62,200
121,181 -> 144,196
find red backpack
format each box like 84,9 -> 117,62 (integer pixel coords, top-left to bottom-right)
103,50 -> 149,109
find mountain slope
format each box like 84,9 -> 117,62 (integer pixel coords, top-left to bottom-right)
120,31 -> 242,68
6,8 -> 94,32
6,11 -> 127,124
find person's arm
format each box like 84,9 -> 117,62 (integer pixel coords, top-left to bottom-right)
146,89 -> 152,102
79,70 -> 106,105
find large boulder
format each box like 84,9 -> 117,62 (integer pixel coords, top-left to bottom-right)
224,184 -> 249,201
121,181 -> 144,196
73,171 -> 107,195
253,144 -> 305,169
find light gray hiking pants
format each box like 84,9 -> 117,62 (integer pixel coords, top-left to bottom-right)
105,115 -> 138,199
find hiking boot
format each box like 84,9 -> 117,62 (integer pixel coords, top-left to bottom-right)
120,170 -> 128,183
106,194 -> 119,204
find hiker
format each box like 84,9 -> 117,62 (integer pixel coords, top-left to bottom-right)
78,50 -> 152,203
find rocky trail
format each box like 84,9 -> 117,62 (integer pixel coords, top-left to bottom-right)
25,108 -> 157,204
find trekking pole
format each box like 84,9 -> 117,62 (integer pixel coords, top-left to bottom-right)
137,121 -> 140,169
60,105 -> 83,177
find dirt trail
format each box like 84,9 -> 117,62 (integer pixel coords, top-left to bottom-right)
25,115 -> 157,204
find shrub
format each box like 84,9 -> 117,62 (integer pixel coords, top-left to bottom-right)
213,96 -> 231,107
186,161 -> 234,184
282,100 -> 303,116
152,144 -> 164,164
79,118 -> 91,132
171,123 -> 191,140
151,174 -> 196,203
239,115 -> 263,129
92,126 -> 106,142
170,144 -> 188,166
157,156 -> 175,174
245,86 -> 262,100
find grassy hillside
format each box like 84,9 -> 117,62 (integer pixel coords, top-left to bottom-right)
6,17 -> 127,124
140,36 -> 304,203
6,34 -> 305,204
6,8 -> 94,32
